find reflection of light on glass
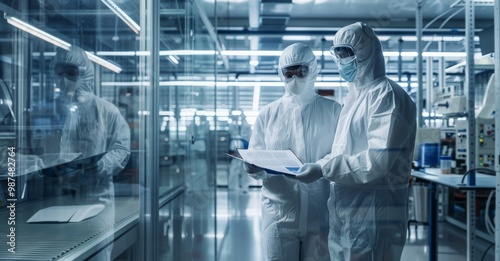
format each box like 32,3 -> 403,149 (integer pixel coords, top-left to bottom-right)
138,111 -> 150,115
4,14 -> 122,73
100,0 -> 140,34
159,110 -> 174,116
167,55 -> 179,65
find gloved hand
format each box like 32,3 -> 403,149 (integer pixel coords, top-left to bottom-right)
243,162 -> 263,174
295,163 -> 323,184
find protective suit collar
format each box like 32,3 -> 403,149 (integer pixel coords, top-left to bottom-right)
279,43 -> 318,105
333,22 -> 385,89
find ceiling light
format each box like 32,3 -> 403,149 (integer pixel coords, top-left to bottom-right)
249,60 -> 259,66
221,50 -> 282,56
4,13 -> 122,73
451,0 -> 494,7
161,50 -> 216,55
100,0 -> 140,34
282,35 -> 312,41
292,0 -> 314,4
401,36 -> 479,41
5,14 -> 71,50
167,55 -> 179,65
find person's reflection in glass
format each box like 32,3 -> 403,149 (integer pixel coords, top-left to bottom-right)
53,46 -> 131,260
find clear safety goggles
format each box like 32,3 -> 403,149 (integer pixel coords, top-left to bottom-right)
330,45 -> 356,65
54,62 -> 81,81
281,64 -> 309,81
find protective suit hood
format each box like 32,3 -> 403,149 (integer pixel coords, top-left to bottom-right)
278,43 -> 318,105
53,46 -> 95,102
333,22 -> 385,89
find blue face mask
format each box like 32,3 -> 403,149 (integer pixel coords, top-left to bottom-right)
338,59 -> 358,82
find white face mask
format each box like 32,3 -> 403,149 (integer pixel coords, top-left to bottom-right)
284,77 -> 307,95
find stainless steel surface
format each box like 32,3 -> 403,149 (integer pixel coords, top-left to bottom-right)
0,197 -> 138,260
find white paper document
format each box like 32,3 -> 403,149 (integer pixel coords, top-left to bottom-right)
229,149 -> 303,176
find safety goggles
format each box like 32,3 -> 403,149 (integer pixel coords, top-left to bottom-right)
330,45 -> 356,65
54,62 -> 80,81
281,64 -> 309,80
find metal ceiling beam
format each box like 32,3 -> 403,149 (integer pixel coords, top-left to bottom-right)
193,0 -> 229,71
216,28 -> 480,36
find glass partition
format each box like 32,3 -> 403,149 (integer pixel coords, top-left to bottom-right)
0,0 -> 228,260
0,1 -> 142,260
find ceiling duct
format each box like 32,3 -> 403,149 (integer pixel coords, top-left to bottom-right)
259,0 -> 293,28
259,16 -> 289,28
258,37 -> 282,70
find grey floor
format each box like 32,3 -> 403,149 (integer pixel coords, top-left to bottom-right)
218,188 -> 495,261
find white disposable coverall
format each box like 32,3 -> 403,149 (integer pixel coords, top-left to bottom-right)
55,46 -> 131,260
318,22 -> 417,261
248,43 -> 341,261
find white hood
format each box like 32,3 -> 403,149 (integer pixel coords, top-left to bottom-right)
278,43 -> 319,105
333,22 -> 386,89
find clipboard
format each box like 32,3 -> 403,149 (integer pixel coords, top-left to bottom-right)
227,149 -> 303,176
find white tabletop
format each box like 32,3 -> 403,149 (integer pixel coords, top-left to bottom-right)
411,168 -> 495,190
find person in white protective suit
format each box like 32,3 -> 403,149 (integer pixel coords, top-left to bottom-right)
53,46 -> 131,260
295,22 -> 417,261
244,42 -> 342,261
228,113 -> 252,193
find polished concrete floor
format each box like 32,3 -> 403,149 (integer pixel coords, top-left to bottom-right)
218,188 -> 495,261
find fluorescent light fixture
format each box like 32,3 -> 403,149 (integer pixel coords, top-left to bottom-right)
401,36 -> 479,42
96,49 -> 464,59
167,55 -> 179,65
377,36 -> 392,41
160,50 -> 216,56
5,14 -> 122,73
221,50 -> 282,56
282,35 -> 313,41
96,51 -> 136,56
85,52 -> 122,73
103,80 -> 420,90
292,0 -> 314,4
100,0 -> 140,34
423,52 -> 467,57
5,14 -> 71,50
324,35 -> 391,42
231,110 -> 242,116
159,110 -> 174,116
249,60 -> 259,66
451,0 -> 494,7
382,51 -> 467,58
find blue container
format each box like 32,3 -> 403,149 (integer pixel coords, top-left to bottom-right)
418,143 -> 440,167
